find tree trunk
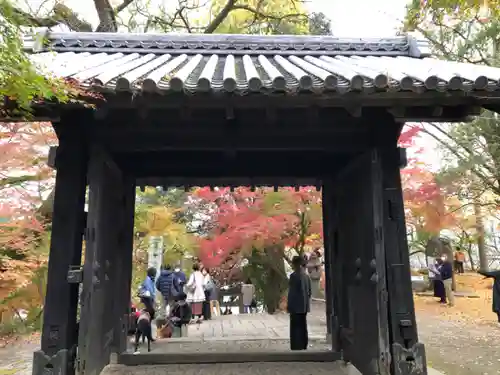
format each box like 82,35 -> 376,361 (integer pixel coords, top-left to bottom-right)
264,245 -> 287,314
474,201 -> 488,271
425,236 -> 456,291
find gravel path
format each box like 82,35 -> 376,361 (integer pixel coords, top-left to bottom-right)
416,310 -> 500,375
0,342 -> 38,375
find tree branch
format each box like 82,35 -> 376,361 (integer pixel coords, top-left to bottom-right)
204,0 -> 238,33
178,7 -> 192,33
8,3 -> 93,32
94,0 -> 118,32
115,0 -> 135,14
232,4 -> 306,22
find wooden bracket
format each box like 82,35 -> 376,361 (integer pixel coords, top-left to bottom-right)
47,146 -> 58,169
398,147 -> 408,168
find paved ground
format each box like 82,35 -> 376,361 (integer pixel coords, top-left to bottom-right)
1,301 -> 499,375
154,306 -> 326,341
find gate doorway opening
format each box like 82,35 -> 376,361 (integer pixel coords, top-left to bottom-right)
12,31 -> 500,375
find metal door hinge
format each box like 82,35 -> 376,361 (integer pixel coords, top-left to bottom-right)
67,266 -> 83,284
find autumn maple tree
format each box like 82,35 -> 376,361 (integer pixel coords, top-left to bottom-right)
191,186 -> 321,312
0,121 -> 55,321
193,186 -> 322,269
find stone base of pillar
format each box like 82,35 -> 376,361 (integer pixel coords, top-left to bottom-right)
325,333 -> 332,344
32,349 -> 73,375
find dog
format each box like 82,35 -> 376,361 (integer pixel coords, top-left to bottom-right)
134,310 -> 153,352
155,317 -> 173,339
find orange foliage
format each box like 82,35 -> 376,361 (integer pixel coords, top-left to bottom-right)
0,122 -> 56,300
193,187 -> 323,269
399,125 -> 460,235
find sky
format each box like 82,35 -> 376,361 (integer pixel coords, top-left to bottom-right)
313,0 -> 408,36
26,0 -> 410,35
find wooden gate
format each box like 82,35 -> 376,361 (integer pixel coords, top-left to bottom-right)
333,150 -> 391,375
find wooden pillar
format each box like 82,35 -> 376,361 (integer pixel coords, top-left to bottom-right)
112,177 -> 136,354
322,179 -> 342,352
78,146 -> 125,375
32,120 -> 87,375
380,143 -> 427,374
321,182 -> 333,342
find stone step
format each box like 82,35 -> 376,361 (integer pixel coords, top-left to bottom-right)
102,362 -> 352,375
120,350 -> 340,365
127,338 -> 331,355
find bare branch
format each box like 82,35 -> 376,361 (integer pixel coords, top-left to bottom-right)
115,0 -> 135,14
232,4 -> 306,22
204,0 -> 237,33
178,7 -> 192,33
94,0 -> 117,32
7,3 -> 93,32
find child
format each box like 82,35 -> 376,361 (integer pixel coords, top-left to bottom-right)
169,292 -> 192,337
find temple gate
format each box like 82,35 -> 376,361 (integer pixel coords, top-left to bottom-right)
6,31 -> 500,375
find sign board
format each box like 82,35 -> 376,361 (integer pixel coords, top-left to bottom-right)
148,236 -> 164,281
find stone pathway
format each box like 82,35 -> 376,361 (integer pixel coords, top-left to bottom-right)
161,306 -> 326,341
2,301 -> 500,375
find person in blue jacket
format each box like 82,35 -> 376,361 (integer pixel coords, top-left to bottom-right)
139,267 -> 157,320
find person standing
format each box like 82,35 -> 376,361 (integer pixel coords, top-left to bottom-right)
185,263 -> 206,323
241,279 -> 256,314
478,269 -> 500,324
454,247 -> 466,274
156,264 -> 175,316
429,258 -> 446,304
201,267 -> 214,320
138,267 -> 157,320
287,256 -> 311,350
173,263 -> 187,292
439,255 -> 455,307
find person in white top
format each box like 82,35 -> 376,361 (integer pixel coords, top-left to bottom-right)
185,263 -> 206,322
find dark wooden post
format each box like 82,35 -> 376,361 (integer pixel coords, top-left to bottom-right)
379,141 -> 427,374
321,182 -> 332,342
322,179 -> 341,352
78,146 -> 125,375
32,121 -> 87,375
112,177 -> 136,354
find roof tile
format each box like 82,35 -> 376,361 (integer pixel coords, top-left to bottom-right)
24,32 -> 500,96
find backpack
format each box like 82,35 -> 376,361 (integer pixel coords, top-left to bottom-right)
137,284 -> 151,298
204,278 -> 214,292
170,275 -> 181,298
172,303 -> 192,325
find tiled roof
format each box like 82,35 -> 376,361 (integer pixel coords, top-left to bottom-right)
24,32 -> 500,96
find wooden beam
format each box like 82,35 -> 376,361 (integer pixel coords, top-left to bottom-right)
120,150 -> 349,178
137,177 -> 321,187
100,133 -> 369,153
94,106 -> 377,132
95,90 -> 487,111
387,105 -> 477,122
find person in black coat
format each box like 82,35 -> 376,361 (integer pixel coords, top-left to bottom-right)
478,269 -> 500,323
287,255 -> 311,350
